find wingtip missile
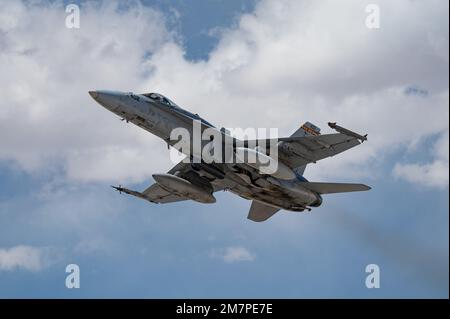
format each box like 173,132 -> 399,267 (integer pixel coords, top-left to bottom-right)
328,122 -> 337,128
328,122 -> 368,142
111,185 -> 124,194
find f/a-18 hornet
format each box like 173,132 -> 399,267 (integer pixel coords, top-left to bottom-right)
89,90 -> 370,222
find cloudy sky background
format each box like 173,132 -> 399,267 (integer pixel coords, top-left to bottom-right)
0,0 -> 448,297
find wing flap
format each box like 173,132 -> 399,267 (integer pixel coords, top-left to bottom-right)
247,201 -> 280,222
299,182 -> 371,194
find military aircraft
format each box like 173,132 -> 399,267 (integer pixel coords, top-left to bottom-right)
89,90 -> 370,222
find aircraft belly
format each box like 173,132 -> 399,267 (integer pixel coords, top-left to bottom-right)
223,172 -> 316,211
225,180 -> 290,211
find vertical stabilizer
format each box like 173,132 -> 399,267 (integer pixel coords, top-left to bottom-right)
289,122 -> 321,175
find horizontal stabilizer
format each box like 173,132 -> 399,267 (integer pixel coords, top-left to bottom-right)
247,201 -> 280,222
299,182 -> 371,194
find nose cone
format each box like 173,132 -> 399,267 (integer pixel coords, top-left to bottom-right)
88,90 -> 126,112
88,91 -> 98,99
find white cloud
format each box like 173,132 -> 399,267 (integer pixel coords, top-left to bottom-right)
211,246 -> 255,263
393,161 -> 449,188
0,0 -> 448,188
393,132 -> 449,188
0,245 -> 51,271
0,0 -> 174,183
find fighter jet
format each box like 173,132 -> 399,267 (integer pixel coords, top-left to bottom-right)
89,90 -> 370,222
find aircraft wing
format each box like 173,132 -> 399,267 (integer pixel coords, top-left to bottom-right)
246,132 -> 363,168
112,181 -> 188,204
112,161 -> 224,204
282,133 -> 362,166
247,200 -> 280,222
142,183 -> 188,203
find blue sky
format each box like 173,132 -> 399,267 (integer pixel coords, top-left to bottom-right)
0,0 -> 448,298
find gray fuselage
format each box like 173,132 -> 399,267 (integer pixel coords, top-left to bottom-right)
89,90 -> 322,211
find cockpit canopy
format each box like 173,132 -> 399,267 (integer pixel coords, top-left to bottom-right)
141,92 -> 215,128
142,93 -> 178,107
